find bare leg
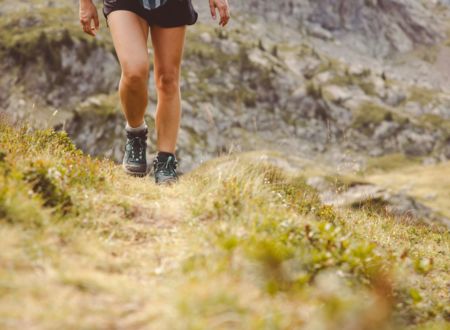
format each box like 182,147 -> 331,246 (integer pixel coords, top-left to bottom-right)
107,11 -> 150,128
150,25 -> 186,154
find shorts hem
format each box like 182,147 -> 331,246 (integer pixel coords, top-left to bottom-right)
103,8 -> 150,26
150,17 -> 198,28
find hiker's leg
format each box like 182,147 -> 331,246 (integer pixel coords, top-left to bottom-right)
150,25 -> 186,154
107,11 -> 150,128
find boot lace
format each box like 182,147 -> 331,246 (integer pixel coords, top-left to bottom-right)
153,156 -> 178,176
126,135 -> 146,163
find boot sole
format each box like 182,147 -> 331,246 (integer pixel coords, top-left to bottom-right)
122,164 -> 150,177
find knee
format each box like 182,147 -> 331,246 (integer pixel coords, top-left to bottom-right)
122,62 -> 149,86
155,71 -> 180,96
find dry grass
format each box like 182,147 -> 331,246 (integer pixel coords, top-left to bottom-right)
0,122 -> 449,329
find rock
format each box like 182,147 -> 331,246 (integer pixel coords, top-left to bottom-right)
348,64 -> 370,77
305,23 -> 334,40
199,32 -> 212,43
316,180 -> 450,228
373,121 -> 401,140
397,130 -> 436,156
307,0 -> 444,57
315,71 -> 333,84
247,49 -> 270,68
219,39 -> 240,56
384,88 -> 407,107
322,85 -> 352,103
306,176 -> 332,191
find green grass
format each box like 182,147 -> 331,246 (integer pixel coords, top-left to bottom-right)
352,101 -> 409,134
0,120 -> 449,329
365,154 -> 422,173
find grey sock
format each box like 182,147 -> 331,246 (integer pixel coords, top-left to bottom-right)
125,121 -> 147,133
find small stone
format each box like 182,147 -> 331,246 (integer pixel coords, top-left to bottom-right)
199,32 -> 212,43
322,85 -> 352,103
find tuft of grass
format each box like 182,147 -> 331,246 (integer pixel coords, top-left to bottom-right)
352,101 -> 409,134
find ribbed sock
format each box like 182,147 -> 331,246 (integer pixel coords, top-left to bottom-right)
125,121 -> 147,133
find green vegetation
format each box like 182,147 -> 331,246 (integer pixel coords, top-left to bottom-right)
418,114 -> 450,139
407,86 -> 439,107
352,101 -> 409,134
75,93 -> 122,117
0,121 -> 448,329
365,154 -> 422,173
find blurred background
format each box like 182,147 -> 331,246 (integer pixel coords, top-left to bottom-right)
0,0 -> 449,218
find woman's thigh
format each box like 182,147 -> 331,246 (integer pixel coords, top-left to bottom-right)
150,25 -> 186,88
107,11 -> 150,75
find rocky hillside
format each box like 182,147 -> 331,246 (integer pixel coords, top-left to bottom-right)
0,0 -> 450,173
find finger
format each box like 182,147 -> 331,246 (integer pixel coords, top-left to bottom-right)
223,13 -> 230,27
209,0 -> 216,19
94,13 -> 100,30
220,6 -> 230,26
223,10 -> 231,26
82,20 -> 95,36
218,6 -> 226,26
87,18 -> 96,36
221,15 -> 229,27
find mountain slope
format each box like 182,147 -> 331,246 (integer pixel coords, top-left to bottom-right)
1,121 -> 448,329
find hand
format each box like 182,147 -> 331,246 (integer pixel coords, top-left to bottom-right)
209,0 -> 230,27
79,0 -> 99,37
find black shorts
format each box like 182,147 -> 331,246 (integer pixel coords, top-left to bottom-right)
103,0 -> 198,28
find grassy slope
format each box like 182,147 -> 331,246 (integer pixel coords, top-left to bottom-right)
0,122 -> 449,329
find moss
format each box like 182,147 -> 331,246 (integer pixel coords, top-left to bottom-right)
352,101 -> 408,134
358,81 -> 377,96
365,153 -> 421,173
326,71 -> 379,97
407,86 -> 438,107
418,114 -> 450,139
352,102 -> 391,130
75,93 -> 121,117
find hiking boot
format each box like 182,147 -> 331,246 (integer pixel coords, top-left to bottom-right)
122,128 -> 149,177
153,153 -> 179,185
